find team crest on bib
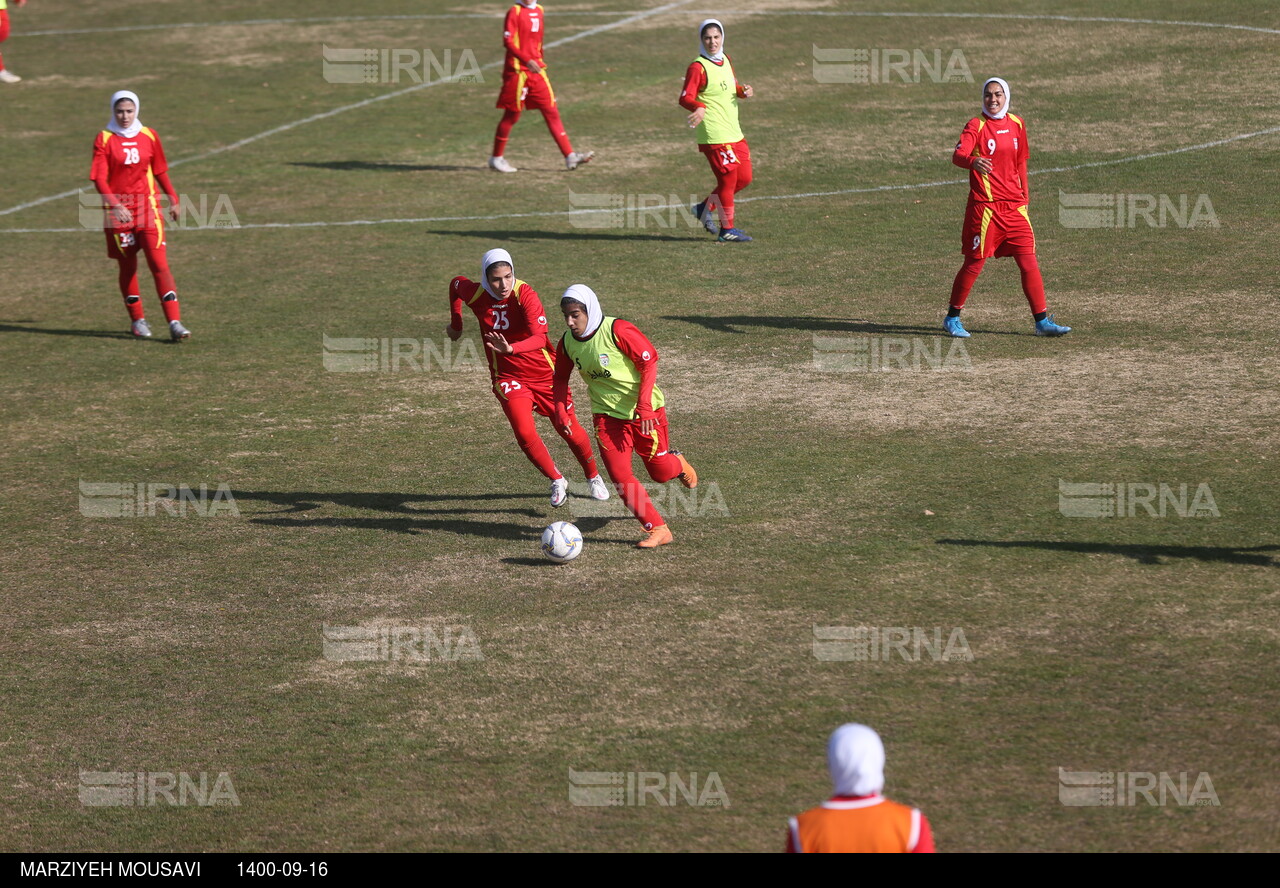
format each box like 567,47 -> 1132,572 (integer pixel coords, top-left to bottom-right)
599,354 -> 610,366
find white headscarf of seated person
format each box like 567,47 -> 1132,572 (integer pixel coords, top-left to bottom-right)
107,90 -> 143,139
480,248 -> 515,300
982,76 -> 1011,120
827,723 -> 886,798
561,284 -> 603,339
698,18 -> 725,62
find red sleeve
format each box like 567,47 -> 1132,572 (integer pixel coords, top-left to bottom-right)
503,7 -> 540,67
154,172 -> 179,207
90,133 -> 112,188
911,812 -> 936,853
611,319 -> 659,419
679,62 -> 708,112
448,276 -> 469,331
508,284 -> 551,354
785,826 -> 798,853
552,337 -> 573,422
1018,121 -> 1030,202
147,130 -> 169,177
952,118 -> 980,169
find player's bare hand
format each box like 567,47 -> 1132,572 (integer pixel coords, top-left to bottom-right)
15,0 -> 27,7
167,204 -> 180,222
971,157 -> 993,175
111,205 -> 133,225
637,417 -> 658,433
741,84 -> 754,98
687,107 -> 706,128
445,324 -> 462,342
483,331 -> 514,354
527,61 -> 543,74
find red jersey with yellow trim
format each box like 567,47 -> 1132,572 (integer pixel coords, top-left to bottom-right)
89,127 -> 171,230
787,795 -> 936,853
954,113 -> 1028,204
502,3 -> 545,74
449,276 -> 555,384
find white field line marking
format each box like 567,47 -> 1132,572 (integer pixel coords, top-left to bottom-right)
0,1 -> 693,217
17,12 -> 630,39
687,10 -> 1280,36
6,124 -> 1277,234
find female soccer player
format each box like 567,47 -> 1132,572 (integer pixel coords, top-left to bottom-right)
0,0 -> 30,84
448,249 -> 608,507
944,77 -> 1070,338
489,1 -> 593,173
679,18 -> 754,243
553,285 -> 698,549
90,90 -> 190,340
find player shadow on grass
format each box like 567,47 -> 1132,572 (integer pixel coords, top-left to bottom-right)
664,315 -> 1020,337
438,229 -> 692,243
0,321 -> 136,340
233,489 -> 619,540
288,161 -> 475,172
937,538 -> 1279,567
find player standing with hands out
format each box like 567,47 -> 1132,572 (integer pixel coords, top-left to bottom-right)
90,90 -> 190,340
553,286 -> 698,549
944,77 -> 1070,338
679,18 -> 755,243
448,250 -> 609,508
489,1 -> 594,173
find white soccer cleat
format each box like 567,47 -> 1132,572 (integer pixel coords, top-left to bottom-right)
550,477 -> 569,507
488,155 -> 518,173
587,475 -> 610,501
131,319 -> 152,338
565,151 -> 594,171
0,70 -> 22,84
169,320 -> 191,341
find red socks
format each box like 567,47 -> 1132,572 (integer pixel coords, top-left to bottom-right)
950,254 -> 1048,316
492,110 -> 519,157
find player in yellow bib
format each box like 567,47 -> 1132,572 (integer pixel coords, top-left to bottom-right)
552,285 -> 698,549
678,18 -> 755,242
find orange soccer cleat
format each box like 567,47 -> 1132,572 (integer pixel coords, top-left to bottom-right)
636,525 -> 674,549
671,450 -> 698,489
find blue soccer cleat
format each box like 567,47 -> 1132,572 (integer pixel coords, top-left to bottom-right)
717,227 -> 753,243
943,315 -> 970,338
1034,314 -> 1072,336
690,201 -> 717,234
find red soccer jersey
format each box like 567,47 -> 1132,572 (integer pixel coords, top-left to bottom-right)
502,3 -> 544,74
449,276 -> 556,385
89,127 -> 173,230
953,113 -> 1029,204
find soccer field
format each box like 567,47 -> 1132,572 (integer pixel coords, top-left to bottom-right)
2,0 -> 1277,853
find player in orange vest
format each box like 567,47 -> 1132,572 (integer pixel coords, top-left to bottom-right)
787,723 -> 936,853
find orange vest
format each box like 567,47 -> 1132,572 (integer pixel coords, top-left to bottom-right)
790,796 -> 921,853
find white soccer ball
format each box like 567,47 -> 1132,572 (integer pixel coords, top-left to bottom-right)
541,521 -> 583,563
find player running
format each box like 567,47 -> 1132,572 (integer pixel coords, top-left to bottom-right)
89,90 -> 191,340
679,18 -> 755,243
553,285 -> 698,549
448,249 -> 609,508
0,0 -> 28,84
489,1 -> 593,173
944,77 -> 1070,338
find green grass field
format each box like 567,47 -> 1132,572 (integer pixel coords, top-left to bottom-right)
2,0 -> 1277,852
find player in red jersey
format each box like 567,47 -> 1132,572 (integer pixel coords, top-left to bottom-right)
553,285 -> 698,549
0,0 -> 28,84
89,90 -> 190,340
786,724 -> 936,853
489,1 -> 593,173
678,18 -> 755,242
448,249 -> 608,507
944,77 -> 1070,338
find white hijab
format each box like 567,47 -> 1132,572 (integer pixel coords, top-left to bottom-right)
561,284 -> 603,339
107,90 -> 144,138
982,77 -> 1011,120
479,248 -> 515,300
698,18 -> 725,62
828,723 -> 886,797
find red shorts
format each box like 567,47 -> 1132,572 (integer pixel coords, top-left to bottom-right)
593,407 -> 670,461
962,200 -> 1035,258
496,67 -> 555,112
699,139 -> 750,176
104,226 -> 167,260
492,374 -> 573,418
